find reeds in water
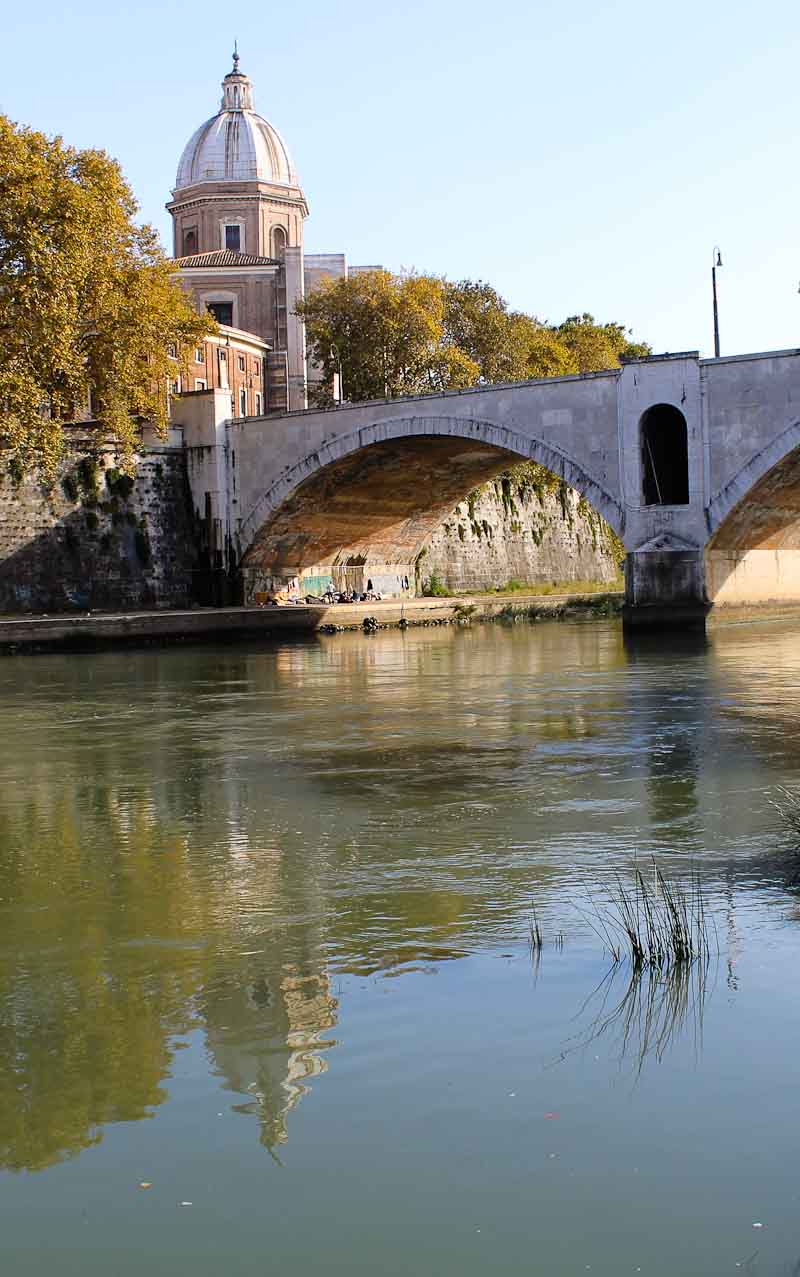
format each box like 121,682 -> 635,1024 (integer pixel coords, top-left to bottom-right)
529,902 -> 543,953
582,865 -> 710,969
772,784 -> 800,835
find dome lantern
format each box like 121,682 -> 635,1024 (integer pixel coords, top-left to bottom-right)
221,44 -> 255,112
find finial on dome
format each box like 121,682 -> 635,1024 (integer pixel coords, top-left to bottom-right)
232,40 -> 240,74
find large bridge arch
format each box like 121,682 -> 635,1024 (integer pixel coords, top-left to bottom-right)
236,415 -> 625,598
238,414 -> 624,555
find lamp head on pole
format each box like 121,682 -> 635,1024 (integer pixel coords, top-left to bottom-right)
714,247 -> 723,269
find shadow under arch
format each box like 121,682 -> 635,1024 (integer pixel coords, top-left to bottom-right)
705,420 -> 800,605
238,416 -> 624,584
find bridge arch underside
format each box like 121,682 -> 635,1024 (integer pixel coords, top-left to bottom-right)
707,444 -> 800,607
240,435 -> 613,600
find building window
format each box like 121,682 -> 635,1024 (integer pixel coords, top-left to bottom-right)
167,343 -> 177,359
238,355 -> 246,372
255,392 -> 262,415
640,404 -> 690,505
239,387 -> 247,416
207,302 -> 233,326
225,224 -> 241,252
218,348 -> 228,388
183,228 -> 198,256
195,347 -> 205,363
170,378 -> 181,395
253,361 -> 260,377
271,226 -> 287,258
194,379 -> 207,391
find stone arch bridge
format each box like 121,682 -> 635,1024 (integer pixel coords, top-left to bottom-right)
172,347 -> 800,626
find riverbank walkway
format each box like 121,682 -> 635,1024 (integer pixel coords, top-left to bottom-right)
0,589 -> 621,652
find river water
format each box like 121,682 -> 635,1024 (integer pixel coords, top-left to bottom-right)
1,618 -> 800,1275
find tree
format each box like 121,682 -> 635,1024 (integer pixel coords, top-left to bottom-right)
299,272 -> 651,406
0,116 -> 212,473
555,313 -> 650,373
297,269 -> 478,405
443,279 -> 532,383
515,317 -> 580,379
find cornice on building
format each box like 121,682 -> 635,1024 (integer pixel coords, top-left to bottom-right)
208,324 -> 271,354
171,265 -> 280,279
167,188 -> 309,218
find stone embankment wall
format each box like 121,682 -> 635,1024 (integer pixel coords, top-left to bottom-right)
0,441 -> 197,614
0,449 -> 620,616
421,464 -> 623,593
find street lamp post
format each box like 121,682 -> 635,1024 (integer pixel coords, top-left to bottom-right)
712,247 -> 723,358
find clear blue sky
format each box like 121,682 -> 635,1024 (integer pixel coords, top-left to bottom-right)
3,0 -> 798,356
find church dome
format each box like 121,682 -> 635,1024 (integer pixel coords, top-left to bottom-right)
175,51 -> 298,191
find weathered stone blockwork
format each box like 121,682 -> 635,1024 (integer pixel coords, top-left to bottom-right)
0,443 -> 197,614
422,468 -> 622,593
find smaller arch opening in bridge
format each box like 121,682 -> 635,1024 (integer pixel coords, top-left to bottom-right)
640,404 -> 689,506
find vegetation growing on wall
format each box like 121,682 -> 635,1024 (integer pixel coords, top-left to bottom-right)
422,459 -> 624,596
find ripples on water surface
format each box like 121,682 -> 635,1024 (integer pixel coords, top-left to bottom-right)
2,619 -> 800,1275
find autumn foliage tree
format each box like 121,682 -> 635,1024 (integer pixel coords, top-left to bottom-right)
0,115 -> 212,473
297,269 -> 477,404
299,270 -> 650,405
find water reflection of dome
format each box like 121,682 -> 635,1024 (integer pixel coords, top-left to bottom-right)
203,965 -> 338,1151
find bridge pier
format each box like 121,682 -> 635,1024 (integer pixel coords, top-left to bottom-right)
622,545 -> 709,630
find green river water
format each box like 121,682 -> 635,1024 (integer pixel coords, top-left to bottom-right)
2,618 -> 800,1275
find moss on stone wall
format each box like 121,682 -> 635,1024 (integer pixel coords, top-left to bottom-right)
422,467 -> 622,594
0,442 -> 198,614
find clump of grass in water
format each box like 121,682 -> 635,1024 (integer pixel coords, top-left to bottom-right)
581,865 -> 710,968
538,868 -> 714,1076
529,902 -> 543,953
767,785 -> 800,886
771,785 -> 800,835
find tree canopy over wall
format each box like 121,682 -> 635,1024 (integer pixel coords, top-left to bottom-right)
297,271 -> 650,406
0,116 -> 212,473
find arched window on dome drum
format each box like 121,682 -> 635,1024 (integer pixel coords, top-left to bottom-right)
271,226 -> 287,259
640,404 -> 690,506
182,227 -> 197,256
